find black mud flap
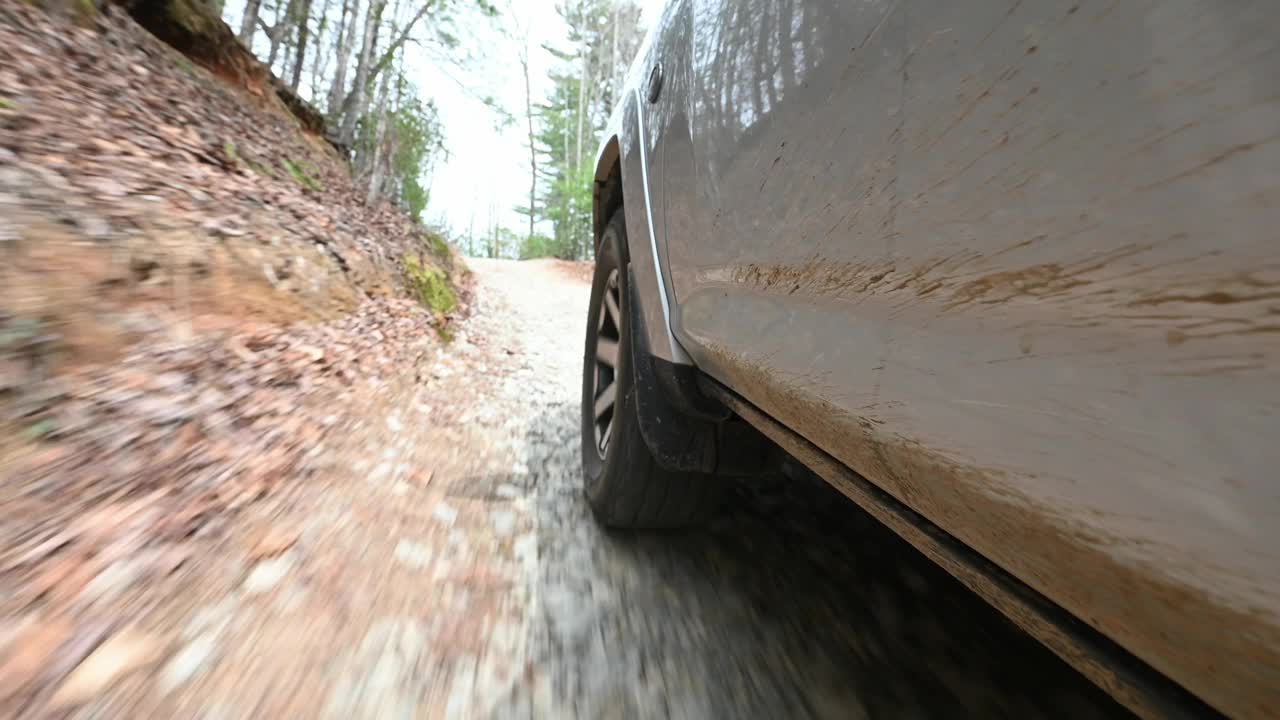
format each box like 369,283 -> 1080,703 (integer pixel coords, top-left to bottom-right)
626,267 -> 719,473
626,268 -> 774,476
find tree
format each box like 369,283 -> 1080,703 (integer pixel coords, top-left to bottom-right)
337,0 -> 386,146
519,0 -> 644,261
289,0 -> 316,90
238,0 -> 264,45
326,0 -> 358,120
518,39 -> 535,244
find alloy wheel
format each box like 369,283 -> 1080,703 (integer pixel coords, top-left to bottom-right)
592,268 -> 621,458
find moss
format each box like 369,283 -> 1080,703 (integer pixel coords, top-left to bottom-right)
0,97 -> 15,112
424,232 -> 450,261
162,0 -> 216,36
173,55 -> 197,77
247,159 -> 277,178
281,158 -> 323,191
0,317 -> 42,348
404,253 -> 456,317
25,418 -> 57,440
222,140 -> 239,164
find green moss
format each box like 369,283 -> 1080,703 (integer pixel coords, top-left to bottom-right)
0,318 -> 42,348
247,159 -> 277,178
222,140 -> 239,164
404,253 -> 457,319
424,232 -> 450,260
75,0 -> 95,20
0,97 -> 16,111
163,0 -> 215,35
173,55 -> 197,77
281,158 -> 323,191
25,418 -> 57,440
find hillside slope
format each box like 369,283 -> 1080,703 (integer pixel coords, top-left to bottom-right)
1,0 -> 463,359
0,3 -> 468,707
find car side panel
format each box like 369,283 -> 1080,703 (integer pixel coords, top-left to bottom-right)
670,0 -> 902,439
664,1 -> 1280,717
611,1 -> 693,366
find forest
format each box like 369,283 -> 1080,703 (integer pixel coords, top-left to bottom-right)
222,0 -> 648,260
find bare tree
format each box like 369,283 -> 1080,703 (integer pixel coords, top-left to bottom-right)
289,0 -> 316,90
265,0 -> 299,70
307,0 -> 334,101
327,0 -> 359,118
338,0 -> 439,137
365,58 -> 394,203
338,0 -> 387,146
519,40 -> 536,243
238,0 -> 263,45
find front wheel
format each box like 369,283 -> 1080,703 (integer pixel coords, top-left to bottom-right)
580,210 -> 721,528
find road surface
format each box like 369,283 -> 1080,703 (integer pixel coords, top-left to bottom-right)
14,259 -> 1130,718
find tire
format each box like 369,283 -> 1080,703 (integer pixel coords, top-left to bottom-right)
581,210 -> 721,528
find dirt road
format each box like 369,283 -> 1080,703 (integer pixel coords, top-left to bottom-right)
4,259 -> 1129,718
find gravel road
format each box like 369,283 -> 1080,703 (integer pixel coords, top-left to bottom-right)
463,259 -> 1129,719
10,258 -> 1131,719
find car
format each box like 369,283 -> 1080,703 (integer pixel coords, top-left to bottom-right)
579,1 -> 1280,718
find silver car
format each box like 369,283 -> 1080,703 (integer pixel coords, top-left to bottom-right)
579,1 -> 1279,718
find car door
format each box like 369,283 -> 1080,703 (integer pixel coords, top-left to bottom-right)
664,0 -> 904,433
663,1 -> 1280,717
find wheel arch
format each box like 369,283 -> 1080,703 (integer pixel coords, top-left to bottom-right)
592,135 -> 623,254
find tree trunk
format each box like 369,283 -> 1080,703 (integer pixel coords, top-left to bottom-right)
520,47 -> 536,243
364,0 -> 434,82
575,48 -> 588,173
238,0 -> 262,46
327,0 -> 357,120
339,0 -> 386,147
308,0 -> 333,101
288,0 -> 313,91
365,64 -> 393,205
266,0 -> 299,70
337,0 -> 435,121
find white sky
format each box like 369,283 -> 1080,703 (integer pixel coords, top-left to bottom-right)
417,0 -> 665,241
219,0 -> 664,242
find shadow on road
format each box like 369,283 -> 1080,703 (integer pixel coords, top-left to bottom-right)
521,402 -> 1131,719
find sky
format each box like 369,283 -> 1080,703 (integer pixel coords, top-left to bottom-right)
417,0 -> 665,241
220,0 -> 664,243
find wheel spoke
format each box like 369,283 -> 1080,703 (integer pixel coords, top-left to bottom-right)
599,418 -> 612,450
603,288 -> 621,328
594,381 -> 616,421
596,338 -> 619,368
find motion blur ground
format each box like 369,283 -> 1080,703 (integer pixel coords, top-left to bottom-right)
3,255 -> 1130,717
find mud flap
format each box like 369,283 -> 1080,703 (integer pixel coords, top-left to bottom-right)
626,266 -> 719,473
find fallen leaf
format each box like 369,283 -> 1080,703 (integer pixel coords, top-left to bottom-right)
49,628 -> 164,707
249,527 -> 300,560
0,618 -> 73,699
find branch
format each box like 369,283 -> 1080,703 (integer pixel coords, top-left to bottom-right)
370,0 -> 438,80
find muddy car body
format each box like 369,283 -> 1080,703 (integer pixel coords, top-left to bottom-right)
579,1 -> 1280,717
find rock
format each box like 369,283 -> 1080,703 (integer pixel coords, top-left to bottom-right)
49,628 -> 163,707
490,510 -> 516,537
159,630 -> 220,693
241,555 -> 295,595
393,540 -> 432,570
432,503 -> 458,526
82,557 -> 145,602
